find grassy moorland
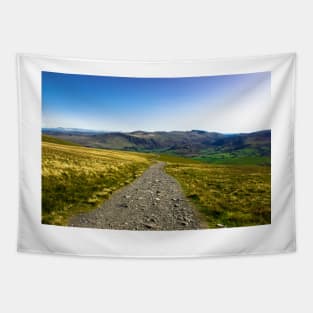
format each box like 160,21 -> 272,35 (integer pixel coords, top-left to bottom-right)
42,134 -> 81,146
42,135 -> 271,228
156,153 -> 271,227
164,160 -> 271,227
191,147 -> 271,165
42,137 -> 154,225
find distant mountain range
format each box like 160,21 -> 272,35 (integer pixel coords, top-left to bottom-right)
42,128 -> 271,164
42,127 -> 110,134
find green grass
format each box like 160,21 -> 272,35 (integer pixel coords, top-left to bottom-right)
125,144 -> 271,166
42,135 -> 271,229
42,141 -> 154,225
165,162 -> 271,228
157,153 -> 203,164
42,135 -> 81,146
192,147 -> 271,165
193,155 -> 270,165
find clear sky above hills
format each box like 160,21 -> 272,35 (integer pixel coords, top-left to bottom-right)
42,71 -> 271,133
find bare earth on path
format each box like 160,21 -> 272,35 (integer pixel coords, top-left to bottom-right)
69,162 -> 201,230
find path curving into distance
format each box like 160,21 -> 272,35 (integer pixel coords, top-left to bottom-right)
69,162 -> 201,230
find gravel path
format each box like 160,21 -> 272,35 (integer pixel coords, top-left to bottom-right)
69,162 -> 201,230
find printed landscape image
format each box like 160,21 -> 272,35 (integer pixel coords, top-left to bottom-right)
42,71 -> 271,230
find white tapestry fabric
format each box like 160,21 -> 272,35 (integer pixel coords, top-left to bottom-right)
17,53 -> 296,257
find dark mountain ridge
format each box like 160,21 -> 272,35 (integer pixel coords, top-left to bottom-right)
42,128 -> 271,161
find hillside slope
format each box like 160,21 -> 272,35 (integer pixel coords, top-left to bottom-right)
42,139 -> 154,225
42,129 -> 271,163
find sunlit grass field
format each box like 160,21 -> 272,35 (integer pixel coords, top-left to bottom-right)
42,137 -> 153,225
165,162 -> 271,227
42,136 -> 271,228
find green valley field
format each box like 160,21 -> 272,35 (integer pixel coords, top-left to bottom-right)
165,161 -> 270,227
42,135 -> 271,229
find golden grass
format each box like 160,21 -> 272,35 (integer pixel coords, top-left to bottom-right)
42,141 -> 154,225
42,138 -> 271,229
165,163 -> 271,228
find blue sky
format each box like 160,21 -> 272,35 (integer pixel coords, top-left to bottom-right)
42,71 -> 271,133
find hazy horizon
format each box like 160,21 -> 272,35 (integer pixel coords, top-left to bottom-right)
42,126 -> 270,135
42,71 -> 271,133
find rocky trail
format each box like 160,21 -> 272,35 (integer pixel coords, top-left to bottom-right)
69,162 -> 201,230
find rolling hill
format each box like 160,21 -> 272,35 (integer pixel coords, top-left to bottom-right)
42,128 -> 271,165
